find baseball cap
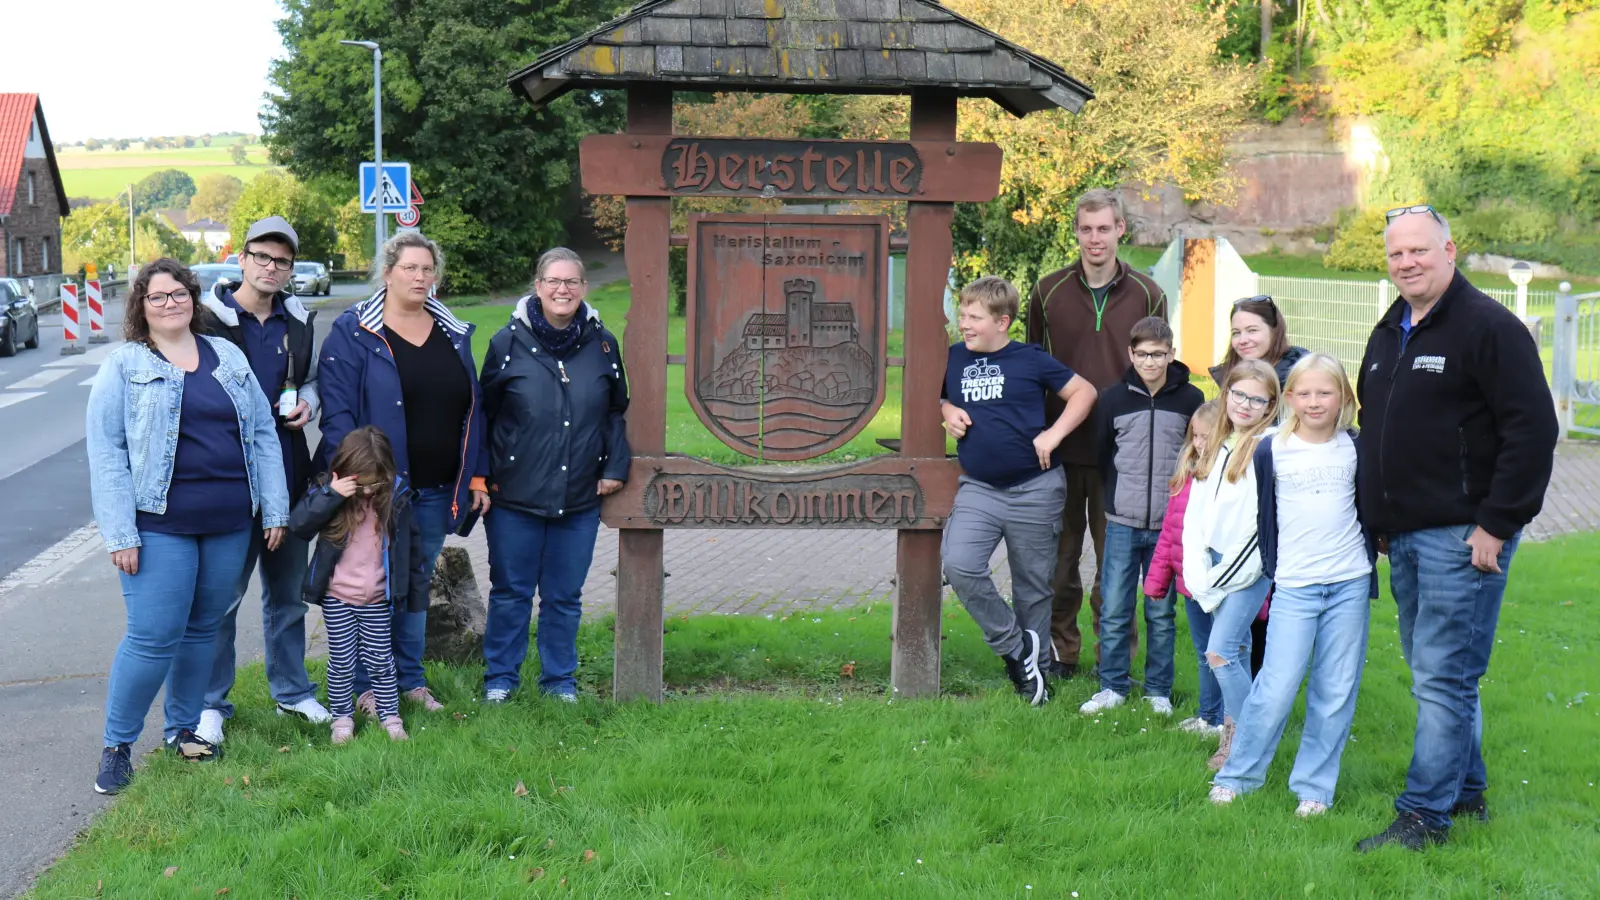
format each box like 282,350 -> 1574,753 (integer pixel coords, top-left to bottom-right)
244,216 -> 299,254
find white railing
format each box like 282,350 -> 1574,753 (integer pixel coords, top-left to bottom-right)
1250,274 -> 1556,374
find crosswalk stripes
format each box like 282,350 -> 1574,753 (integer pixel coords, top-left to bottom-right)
0,392 -> 44,410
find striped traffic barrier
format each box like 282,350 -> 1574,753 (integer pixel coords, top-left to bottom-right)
59,282 -> 85,355
86,279 -> 110,343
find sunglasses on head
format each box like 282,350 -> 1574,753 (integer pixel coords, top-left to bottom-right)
1386,204 -> 1444,225
1232,294 -> 1278,325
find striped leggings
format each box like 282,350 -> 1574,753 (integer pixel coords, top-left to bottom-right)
324,599 -> 399,719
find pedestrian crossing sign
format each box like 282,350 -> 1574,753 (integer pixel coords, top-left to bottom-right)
359,162 -> 412,213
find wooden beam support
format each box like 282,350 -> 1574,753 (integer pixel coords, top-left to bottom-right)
612,83 -> 673,704
892,87 -> 958,699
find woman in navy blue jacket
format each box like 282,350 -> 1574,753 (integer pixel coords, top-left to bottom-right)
314,231 -> 488,713
478,248 -> 629,703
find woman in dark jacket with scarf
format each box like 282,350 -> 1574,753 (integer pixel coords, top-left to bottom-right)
479,248 -> 630,703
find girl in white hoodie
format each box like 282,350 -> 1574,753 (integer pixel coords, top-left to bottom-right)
1182,359 -> 1280,771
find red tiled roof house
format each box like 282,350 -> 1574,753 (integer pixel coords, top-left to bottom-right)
0,94 -> 69,278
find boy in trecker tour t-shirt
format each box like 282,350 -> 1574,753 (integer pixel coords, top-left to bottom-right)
939,276 -> 1096,707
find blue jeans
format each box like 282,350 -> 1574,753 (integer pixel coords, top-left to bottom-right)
203,525 -> 315,716
1098,522 -> 1175,697
351,486 -> 452,695
483,505 -> 602,696
1215,575 -> 1371,805
105,529 -> 252,746
1390,525 -> 1520,828
1184,597 -> 1223,726
1204,551 -> 1270,722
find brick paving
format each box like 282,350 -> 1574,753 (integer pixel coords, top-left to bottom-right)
447,441 -> 1600,616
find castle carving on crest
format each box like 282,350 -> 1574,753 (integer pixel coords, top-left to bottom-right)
743,278 -> 859,351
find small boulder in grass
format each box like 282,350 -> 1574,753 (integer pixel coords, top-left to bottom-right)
424,546 -> 486,664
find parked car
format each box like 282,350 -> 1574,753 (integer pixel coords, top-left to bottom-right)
192,264 -> 243,297
223,254 -> 239,266
0,278 -> 40,357
292,262 -> 331,296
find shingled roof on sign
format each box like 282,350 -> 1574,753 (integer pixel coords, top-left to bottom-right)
508,0 -> 1092,117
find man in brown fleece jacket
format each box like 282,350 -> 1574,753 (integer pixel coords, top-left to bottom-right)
1023,188 -> 1168,676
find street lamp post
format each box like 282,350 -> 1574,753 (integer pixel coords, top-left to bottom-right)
1508,260 -> 1533,321
340,39 -> 385,261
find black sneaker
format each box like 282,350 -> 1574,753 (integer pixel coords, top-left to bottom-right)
165,729 -> 222,762
1450,794 -> 1489,824
1355,812 -> 1449,853
94,744 -> 134,795
1001,629 -> 1049,707
1041,660 -> 1078,681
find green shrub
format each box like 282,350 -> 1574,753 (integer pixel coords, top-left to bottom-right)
1321,207 -> 1388,272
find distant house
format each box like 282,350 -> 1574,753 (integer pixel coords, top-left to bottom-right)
158,209 -> 229,252
0,94 -> 69,279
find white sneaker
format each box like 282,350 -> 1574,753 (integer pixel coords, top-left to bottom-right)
553,692 -> 578,704
197,709 -> 225,745
1145,696 -> 1174,717
1079,689 -> 1126,715
1179,716 -> 1223,737
485,688 -> 511,704
1295,800 -> 1328,818
276,696 -> 333,724
1209,785 -> 1238,806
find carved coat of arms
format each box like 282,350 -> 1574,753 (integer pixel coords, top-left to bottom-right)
686,214 -> 890,461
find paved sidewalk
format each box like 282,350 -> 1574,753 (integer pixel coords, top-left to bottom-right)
447,440 -> 1600,615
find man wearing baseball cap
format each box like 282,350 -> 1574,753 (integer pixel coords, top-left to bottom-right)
194,215 -> 331,741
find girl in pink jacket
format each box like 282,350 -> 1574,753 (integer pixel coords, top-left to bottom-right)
1145,400 -> 1222,737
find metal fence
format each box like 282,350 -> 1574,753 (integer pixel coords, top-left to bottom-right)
1251,274 -> 1557,374
1553,287 -> 1600,438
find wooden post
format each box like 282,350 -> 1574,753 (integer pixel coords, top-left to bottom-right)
893,88 -> 957,698
615,83 -> 673,703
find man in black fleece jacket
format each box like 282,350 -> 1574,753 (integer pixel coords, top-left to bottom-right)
1354,207 -> 1558,853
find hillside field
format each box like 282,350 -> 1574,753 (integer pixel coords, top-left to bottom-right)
56,141 -> 274,201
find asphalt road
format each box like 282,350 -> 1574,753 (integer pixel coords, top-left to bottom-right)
0,282 -> 369,580
0,281 -> 367,898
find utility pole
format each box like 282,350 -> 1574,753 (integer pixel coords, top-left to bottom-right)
340,40 -> 385,262
1261,0 -> 1273,61
127,182 -> 135,277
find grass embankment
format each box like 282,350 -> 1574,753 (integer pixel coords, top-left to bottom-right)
57,142 -> 274,201
28,533 -> 1600,898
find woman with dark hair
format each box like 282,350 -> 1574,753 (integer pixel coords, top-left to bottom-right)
1207,295 -> 1310,387
316,231 -> 488,714
86,258 -> 290,794
479,247 -> 629,703
1208,295 -> 1310,678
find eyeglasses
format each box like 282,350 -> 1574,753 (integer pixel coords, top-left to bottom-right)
542,277 -> 585,291
398,263 -> 437,278
243,249 -> 294,271
1228,388 -> 1271,410
1132,350 -> 1169,362
145,289 -> 192,307
354,479 -> 385,495
1386,204 -> 1444,225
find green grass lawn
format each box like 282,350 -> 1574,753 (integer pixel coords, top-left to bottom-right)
57,143 -> 275,201
451,282 -> 913,465
28,533 -> 1600,898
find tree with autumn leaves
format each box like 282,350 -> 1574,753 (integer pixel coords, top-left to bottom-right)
593,0 -> 1254,294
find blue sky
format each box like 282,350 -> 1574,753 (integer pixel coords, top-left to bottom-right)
1,0 -> 289,142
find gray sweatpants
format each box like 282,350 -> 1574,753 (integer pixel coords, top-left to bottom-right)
941,467 -> 1067,659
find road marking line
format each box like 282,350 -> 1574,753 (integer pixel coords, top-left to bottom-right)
0,523 -> 102,598
6,368 -> 73,390
42,342 -> 120,368
80,375 -> 97,386
0,392 -> 43,409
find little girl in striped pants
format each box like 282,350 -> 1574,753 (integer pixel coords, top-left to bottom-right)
289,426 -> 427,744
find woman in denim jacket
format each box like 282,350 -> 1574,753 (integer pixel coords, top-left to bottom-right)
85,258 -> 289,795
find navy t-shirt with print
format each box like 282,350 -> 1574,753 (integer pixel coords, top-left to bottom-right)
944,340 -> 1075,489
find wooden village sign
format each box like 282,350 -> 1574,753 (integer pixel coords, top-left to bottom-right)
510,0 -> 1092,702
